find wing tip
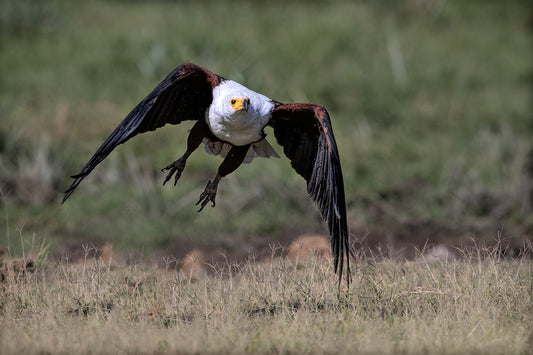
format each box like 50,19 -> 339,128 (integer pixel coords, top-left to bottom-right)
333,246 -> 352,290
60,191 -> 72,205
60,170 -> 91,204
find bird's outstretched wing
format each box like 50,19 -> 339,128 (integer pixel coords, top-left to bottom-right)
62,63 -> 221,203
270,103 -> 351,285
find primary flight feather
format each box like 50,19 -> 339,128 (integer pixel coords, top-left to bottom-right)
63,63 -> 352,285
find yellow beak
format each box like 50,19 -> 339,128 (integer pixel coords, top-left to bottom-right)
231,98 -> 250,112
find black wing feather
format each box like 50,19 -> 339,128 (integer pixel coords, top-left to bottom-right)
270,103 -> 351,286
62,63 -> 221,203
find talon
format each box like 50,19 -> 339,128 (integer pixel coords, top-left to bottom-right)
196,180 -> 218,212
161,158 -> 186,186
162,167 -> 176,186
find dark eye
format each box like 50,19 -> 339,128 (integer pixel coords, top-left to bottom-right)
231,99 -> 236,105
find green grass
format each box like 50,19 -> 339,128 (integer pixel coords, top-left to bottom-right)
1,244 -> 532,354
0,0 -> 532,257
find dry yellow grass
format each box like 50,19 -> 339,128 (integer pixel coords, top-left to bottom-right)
0,245 -> 532,354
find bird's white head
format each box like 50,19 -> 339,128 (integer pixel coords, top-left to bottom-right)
207,79 -> 274,146
211,80 -> 270,118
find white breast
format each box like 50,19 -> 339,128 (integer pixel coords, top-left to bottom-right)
206,80 -> 275,146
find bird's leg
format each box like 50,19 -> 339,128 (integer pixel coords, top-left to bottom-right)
196,144 -> 250,212
161,120 -> 205,186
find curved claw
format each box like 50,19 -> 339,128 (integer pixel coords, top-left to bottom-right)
161,159 -> 186,186
196,180 -> 218,212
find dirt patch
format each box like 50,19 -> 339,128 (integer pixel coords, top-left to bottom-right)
286,235 -> 331,262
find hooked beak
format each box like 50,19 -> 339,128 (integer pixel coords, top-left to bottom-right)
242,98 -> 250,112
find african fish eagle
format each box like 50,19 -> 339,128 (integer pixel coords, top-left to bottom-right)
62,63 -> 352,284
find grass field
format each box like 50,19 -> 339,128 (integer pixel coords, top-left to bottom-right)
1,244 -> 532,354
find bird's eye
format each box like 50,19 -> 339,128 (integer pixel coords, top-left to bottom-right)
231,99 -> 236,105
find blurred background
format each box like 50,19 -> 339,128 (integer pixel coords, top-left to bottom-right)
1,0 -> 532,262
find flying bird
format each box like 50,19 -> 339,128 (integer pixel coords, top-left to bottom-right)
62,63 -> 351,285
